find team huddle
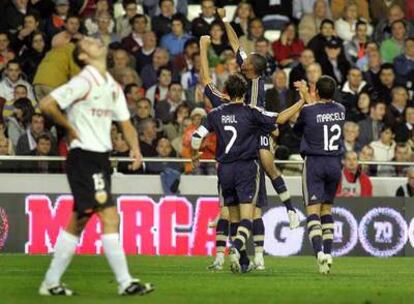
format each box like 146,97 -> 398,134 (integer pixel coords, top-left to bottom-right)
191,8 -> 345,275
35,7 -> 345,298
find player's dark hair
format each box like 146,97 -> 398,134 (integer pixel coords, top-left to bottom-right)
124,83 -> 139,95
72,42 -> 86,68
250,53 -> 267,76
316,76 -> 337,100
130,14 -> 147,25
320,18 -> 334,30
224,74 -> 248,100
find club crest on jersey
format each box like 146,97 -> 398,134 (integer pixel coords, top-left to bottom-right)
95,190 -> 108,204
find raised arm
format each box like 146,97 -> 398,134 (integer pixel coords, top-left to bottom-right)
200,35 -> 212,86
217,8 -> 240,53
276,99 -> 306,125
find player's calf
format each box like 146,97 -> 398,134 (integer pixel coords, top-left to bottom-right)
230,219 -> 252,273
307,214 -> 323,255
253,217 -> 265,270
207,218 -> 229,271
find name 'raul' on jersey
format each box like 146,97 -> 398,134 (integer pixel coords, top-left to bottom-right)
294,102 -> 346,157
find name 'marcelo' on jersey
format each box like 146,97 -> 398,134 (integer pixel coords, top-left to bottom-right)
294,101 -> 346,157
199,102 -> 277,163
50,65 -> 130,153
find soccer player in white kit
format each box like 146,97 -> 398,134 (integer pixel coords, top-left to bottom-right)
38,37 -> 154,296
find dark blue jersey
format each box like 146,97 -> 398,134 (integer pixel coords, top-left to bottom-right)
294,101 -> 346,157
236,49 -> 266,108
204,102 -> 277,163
205,83 -> 229,108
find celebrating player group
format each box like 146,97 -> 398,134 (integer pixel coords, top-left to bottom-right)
191,8 -> 345,275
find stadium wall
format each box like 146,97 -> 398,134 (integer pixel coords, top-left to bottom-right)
0,174 -> 413,257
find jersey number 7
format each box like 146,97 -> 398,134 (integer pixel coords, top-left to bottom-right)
224,125 -> 237,154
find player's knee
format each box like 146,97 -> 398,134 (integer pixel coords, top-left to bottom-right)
253,207 -> 262,219
320,204 -> 332,215
220,207 -> 230,220
99,208 -> 120,229
228,206 -> 240,223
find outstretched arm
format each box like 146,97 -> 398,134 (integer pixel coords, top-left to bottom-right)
200,35 -> 212,86
217,8 -> 240,53
276,100 -> 306,125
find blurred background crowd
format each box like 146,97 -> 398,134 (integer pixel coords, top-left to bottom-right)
0,0 -> 414,188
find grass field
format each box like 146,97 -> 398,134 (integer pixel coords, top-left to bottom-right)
0,255 -> 413,304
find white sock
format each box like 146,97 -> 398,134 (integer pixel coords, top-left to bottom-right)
216,252 -> 225,261
45,230 -> 79,286
102,233 -> 132,288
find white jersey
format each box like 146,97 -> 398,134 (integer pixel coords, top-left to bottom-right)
51,65 -> 130,152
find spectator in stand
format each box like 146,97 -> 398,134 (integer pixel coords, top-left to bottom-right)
356,42 -> 379,71
16,113 -> 52,155
163,103 -> 190,144
336,151 -> 373,197
182,107 -> 216,175
0,60 -> 35,101
298,0 -> 330,45
5,97 -> 34,149
152,0 -> 189,41
213,53 -> 238,91
131,97 -> 152,132
116,67 -> 142,88
2,84 -> 37,120
20,31 -> 47,83
140,47 -> 169,89
138,118 -> 158,157
346,92 -> 371,122
307,19 -> 337,61
331,0 -> 370,21
294,0 -> 330,21
50,15 -> 83,48
318,37 -> 350,86
361,49 -> 382,89
396,167 -> 414,197
146,66 -> 172,107
394,106 -> 414,142
371,1 -> 409,28
92,12 -> 119,47
108,48 -> 134,81
172,38 -> 198,75
359,144 -> 376,176
155,82 -> 187,124
289,48 -> 315,89
0,32 -> 15,72
385,86 -> 410,127
380,20 -> 407,63
341,68 -> 370,111
272,22 -> 305,68
374,63 -> 397,105
277,111 -> 301,156
230,2 -> 255,38
370,125 -> 396,165
394,38 -> 414,85
115,0 -> 138,39
135,31 -> 157,73
343,121 -> 362,152
390,143 -> 412,177
13,12 -> 41,54
161,15 -> 192,59
250,0 -> 291,29
112,131 -> 142,175
334,2 -> 372,43
1,0 -> 38,34
181,52 -> 200,90
239,18 -> 264,55
144,0 -> 187,18
44,0 -> 71,40
254,38 -> 277,80
22,133 -> 59,173
124,83 -> 142,116
265,70 -> 296,113
208,21 -> 231,67
344,20 -> 371,65
146,137 -> 183,176
84,0 -> 114,36
305,62 -> 322,102
358,100 -> 386,147
191,0 -> 219,39
121,14 -> 147,56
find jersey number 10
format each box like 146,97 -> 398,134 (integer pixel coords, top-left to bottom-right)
323,124 -> 341,151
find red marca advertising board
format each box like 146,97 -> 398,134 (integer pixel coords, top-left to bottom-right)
25,195 -> 220,256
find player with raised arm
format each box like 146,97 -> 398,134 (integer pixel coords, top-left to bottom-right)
294,76 -> 345,274
194,36 -> 306,273
38,37 -> 154,296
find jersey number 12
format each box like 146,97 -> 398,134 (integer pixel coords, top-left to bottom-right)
323,124 -> 341,151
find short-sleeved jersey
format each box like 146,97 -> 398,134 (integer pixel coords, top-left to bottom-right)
51,65 -> 130,153
294,101 -> 346,157
236,49 -> 266,108
204,102 -> 277,163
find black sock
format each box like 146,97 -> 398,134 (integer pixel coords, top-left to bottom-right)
253,218 -> 265,255
271,176 -> 294,211
215,219 -> 229,254
321,214 -> 334,255
233,219 -> 252,252
230,222 -> 238,243
307,214 -> 323,255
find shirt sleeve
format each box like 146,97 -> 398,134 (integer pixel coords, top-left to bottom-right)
50,76 -> 90,110
236,48 -> 247,68
112,84 -> 131,121
204,83 -> 226,108
250,106 -> 277,133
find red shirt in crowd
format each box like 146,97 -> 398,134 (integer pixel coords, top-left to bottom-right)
272,39 -> 305,63
336,167 -> 373,197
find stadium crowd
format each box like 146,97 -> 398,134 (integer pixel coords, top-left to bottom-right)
0,0 -> 413,179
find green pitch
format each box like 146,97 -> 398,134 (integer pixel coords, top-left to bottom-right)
0,255 -> 413,304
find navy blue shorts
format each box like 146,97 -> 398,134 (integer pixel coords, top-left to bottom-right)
218,160 -> 260,206
302,155 -> 342,206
